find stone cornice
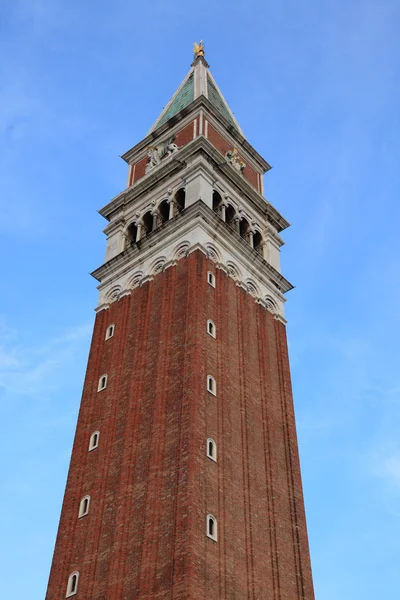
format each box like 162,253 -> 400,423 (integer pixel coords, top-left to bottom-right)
100,136 -> 290,233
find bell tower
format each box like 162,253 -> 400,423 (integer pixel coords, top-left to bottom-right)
46,44 -> 315,600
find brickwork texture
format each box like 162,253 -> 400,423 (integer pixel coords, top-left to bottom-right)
46,250 -> 314,600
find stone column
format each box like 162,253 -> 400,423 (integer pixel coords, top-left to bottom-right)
220,203 -> 226,222
168,199 -> 175,220
136,222 -> 143,242
248,230 -> 254,248
151,211 -> 158,231
261,241 -> 268,261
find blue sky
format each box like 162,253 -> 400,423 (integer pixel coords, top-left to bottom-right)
1,0 -> 399,597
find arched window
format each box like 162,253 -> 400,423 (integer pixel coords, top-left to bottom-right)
212,190 -> 223,213
207,375 -> 216,396
88,431 -> 99,451
225,204 -> 236,227
66,571 -> 79,597
158,199 -> 170,224
127,222 -> 138,245
207,320 -> 216,338
207,438 -> 217,461
239,217 -> 250,241
175,188 -> 186,213
253,230 -> 263,255
97,374 -> 108,392
206,514 -> 217,541
78,495 -> 90,518
207,271 -> 216,287
142,211 -> 154,235
105,324 -> 115,340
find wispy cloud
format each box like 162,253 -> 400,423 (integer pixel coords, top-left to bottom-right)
0,317 -> 92,400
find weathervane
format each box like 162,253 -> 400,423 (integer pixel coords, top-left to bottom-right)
193,40 -> 205,59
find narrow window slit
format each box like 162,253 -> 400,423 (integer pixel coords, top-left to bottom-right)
66,572 -> 79,597
97,375 -> 108,392
105,324 -> 115,340
207,376 -> 216,395
206,514 -> 217,541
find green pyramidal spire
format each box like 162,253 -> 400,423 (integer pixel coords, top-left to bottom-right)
149,46 -> 243,135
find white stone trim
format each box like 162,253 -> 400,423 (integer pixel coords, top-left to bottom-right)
199,60 -> 208,97
88,431 -> 100,451
207,319 -> 216,338
97,374 -> 108,392
78,495 -> 90,518
94,202 -> 288,320
102,136 -> 286,234
105,324 -> 115,340
207,271 -> 216,287
206,514 -> 218,541
127,165 -> 133,188
66,572 -> 79,597
207,375 -> 216,396
206,438 -> 217,461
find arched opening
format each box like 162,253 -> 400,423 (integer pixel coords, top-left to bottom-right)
79,495 -> 90,518
207,271 -> 216,287
207,320 -> 216,338
207,514 -> 217,541
225,204 -> 236,228
89,431 -> 99,451
175,188 -> 186,213
142,211 -> 154,235
66,572 -> 79,597
127,222 -> 138,245
98,375 -> 107,392
207,375 -> 216,395
209,518 -> 214,536
253,231 -> 263,255
105,324 -> 114,340
158,200 -> 170,224
207,438 -> 217,461
239,217 -> 250,240
212,190 -> 223,213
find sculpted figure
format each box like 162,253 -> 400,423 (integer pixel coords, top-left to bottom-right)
146,136 -> 180,173
193,40 -> 205,59
166,142 -> 179,155
146,146 -> 162,173
226,147 -> 246,173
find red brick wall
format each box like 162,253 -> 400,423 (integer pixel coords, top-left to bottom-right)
46,250 -> 314,600
174,120 -> 196,147
207,124 -> 261,191
132,155 -> 148,184
130,121 -> 196,186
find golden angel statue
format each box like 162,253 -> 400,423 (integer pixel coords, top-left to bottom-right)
193,40 -> 205,59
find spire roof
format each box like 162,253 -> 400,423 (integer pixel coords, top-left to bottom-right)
148,52 -> 243,135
